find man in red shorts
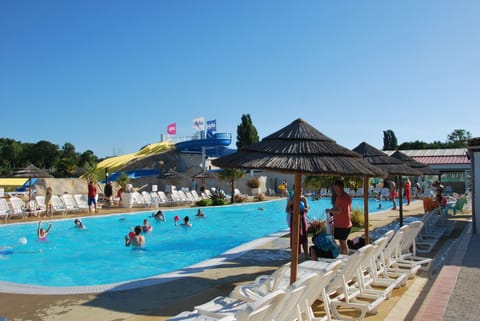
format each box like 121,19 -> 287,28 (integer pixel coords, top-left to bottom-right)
327,180 -> 352,255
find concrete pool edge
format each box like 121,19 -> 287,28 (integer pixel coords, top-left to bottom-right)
0,229 -> 290,295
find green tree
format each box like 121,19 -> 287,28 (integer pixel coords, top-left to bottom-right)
447,129 -> 472,146
82,162 -> 101,183
236,114 -> 259,148
78,150 -> 98,168
0,138 -> 23,173
116,172 -> 130,192
218,168 -> 245,203
345,176 -> 363,193
57,142 -> 79,177
382,130 -> 398,150
304,175 -> 337,193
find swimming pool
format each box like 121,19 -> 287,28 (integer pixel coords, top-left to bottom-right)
0,197 -> 395,293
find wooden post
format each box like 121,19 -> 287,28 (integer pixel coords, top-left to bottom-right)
290,173 -> 302,284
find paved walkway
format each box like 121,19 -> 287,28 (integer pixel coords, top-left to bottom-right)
413,221 -> 480,321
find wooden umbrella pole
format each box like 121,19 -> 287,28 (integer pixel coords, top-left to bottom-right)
363,177 -> 370,244
399,177 -> 404,226
290,173 -> 302,284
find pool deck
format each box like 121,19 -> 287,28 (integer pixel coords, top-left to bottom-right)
0,199 -> 475,321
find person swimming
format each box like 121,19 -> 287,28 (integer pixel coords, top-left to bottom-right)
180,216 -> 192,227
125,225 -> 145,247
74,218 -> 86,230
142,219 -> 153,232
195,209 -> 205,217
37,221 -> 52,240
152,210 -> 166,222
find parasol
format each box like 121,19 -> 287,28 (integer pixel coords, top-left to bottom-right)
212,118 -> 386,283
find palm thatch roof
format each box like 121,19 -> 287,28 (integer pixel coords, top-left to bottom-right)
390,151 -> 439,175
212,118 -> 387,285
12,164 -> 53,178
212,119 -> 386,177
352,142 -> 422,176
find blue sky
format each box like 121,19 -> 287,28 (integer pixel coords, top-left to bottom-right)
1,1 -> 479,158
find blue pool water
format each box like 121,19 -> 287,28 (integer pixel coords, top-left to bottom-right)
0,198 -> 395,289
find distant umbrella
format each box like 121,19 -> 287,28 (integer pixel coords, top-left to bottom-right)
390,151 -> 440,176
353,142 -> 423,228
213,118 -> 386,283
158,168 -> 189,188
12,164 -> 53,200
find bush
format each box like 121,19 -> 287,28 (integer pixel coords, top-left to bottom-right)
196,199 -> 212,207
212,198 -> 227,206
350,206 -> 365,228
246,177 -> 260,188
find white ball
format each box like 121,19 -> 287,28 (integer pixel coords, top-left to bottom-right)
19,237 -> 27,245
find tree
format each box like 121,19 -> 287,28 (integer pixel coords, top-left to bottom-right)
236,114 -> 259,148
78,150 -> 98,168
303,175 -> 337,194
382,130 -> 398,150
57,142 -> 78,177
0,138 -> 23,173
447,129 -> 472,146
218,168 -> 245,203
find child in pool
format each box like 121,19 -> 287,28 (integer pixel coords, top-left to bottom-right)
37,221 -> 52,240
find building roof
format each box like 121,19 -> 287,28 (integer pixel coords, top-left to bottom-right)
385,148 -> 470,165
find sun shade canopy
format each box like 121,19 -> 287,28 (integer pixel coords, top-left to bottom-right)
213,118 -> 387,178
352,142 -> 423,176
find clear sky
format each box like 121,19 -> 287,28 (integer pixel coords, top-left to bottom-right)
1,1 -> 479,158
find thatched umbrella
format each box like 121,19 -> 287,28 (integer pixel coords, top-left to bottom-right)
353,142 -> 423,228
12,164 -> 53,200
390,151 -> 440,176
212,118 -> 386,283
158,168 -> 190,191
192,169 -> 220,192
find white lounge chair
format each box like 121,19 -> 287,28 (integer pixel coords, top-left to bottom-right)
61,194 -> 81,214
131,192 -> 147,208
396,221 -> 432,271
73,194 -> 89,211
382,225 -> 421,279
0,198 -> 11,221
168,289 -> 286,321
7,197 -> 28,219
51,195 -> 67,215
141,191 -> 157,208
321,245 -> 386,321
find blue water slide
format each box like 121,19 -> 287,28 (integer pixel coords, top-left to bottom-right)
175,133 -> 233,156
16,178 -> 38,192
102,169 -> 161,183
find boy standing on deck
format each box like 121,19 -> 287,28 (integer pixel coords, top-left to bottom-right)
88,181 -> 97,214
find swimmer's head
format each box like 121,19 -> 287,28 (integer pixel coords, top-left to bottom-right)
134,225 -> 142,235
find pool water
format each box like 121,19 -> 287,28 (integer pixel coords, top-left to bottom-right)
0,197 -> 395,288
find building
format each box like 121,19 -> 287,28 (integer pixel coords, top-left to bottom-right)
387,148 -> 471,194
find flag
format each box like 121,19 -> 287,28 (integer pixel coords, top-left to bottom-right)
192,117 -> 205,131
207,119 -> 216,138
167,123 -> 176,135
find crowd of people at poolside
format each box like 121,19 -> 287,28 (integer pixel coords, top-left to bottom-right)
285,176 -> 467,261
